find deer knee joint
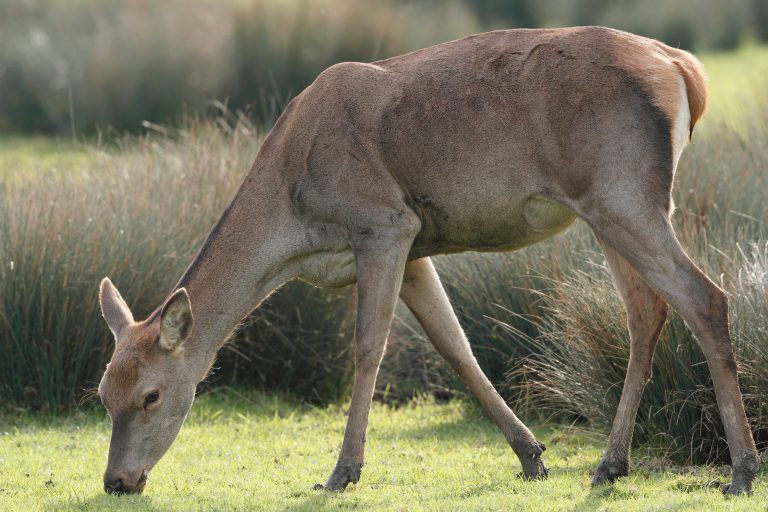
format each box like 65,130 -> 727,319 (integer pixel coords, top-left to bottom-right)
721,351 -> 739,376
697,286 -> 730,339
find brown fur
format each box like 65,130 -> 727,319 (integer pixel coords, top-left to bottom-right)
591,240 -> 669,484
97,26 -> 756,496
665,47 -> 708,133
601,27 -> 707,135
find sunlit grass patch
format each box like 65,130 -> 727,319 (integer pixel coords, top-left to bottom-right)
0,389 -> 765,511
0,136 -> 92,183
699,45 -> 768,131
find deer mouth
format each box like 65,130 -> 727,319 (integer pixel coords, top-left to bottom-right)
135,471 -> 148,493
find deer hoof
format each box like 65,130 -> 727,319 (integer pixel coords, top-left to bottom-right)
590,459 -> 628,486
313,463 -> 363,491
518,441 -> 548,480
721,481 -> 753,496
721,466 -> 756,496
721,452 -> 759,496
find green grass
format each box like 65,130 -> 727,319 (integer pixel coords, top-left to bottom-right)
0,389 -> 765,511
699,44 -> 768,132
0,136 -> 91,182
2,0 -> 767,135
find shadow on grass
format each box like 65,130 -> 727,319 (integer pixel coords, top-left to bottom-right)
280,482 -> 517,511
46,493 -> 173,512
282,491 -> 336,512
574,484 -> 647,511
372,401 -> 562,442
566,483 -> 718,512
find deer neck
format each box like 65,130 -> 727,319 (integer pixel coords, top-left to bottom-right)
171,164 -> 302,381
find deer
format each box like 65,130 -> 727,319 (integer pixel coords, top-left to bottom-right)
96,26 -> 759,496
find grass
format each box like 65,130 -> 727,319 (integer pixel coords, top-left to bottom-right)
5,0 -> 765,135
504,240 -> 768,463
698,44 -> 768,133
0,389 -> 765,511
0,117 -> 360,407
0,0 -> 484,134
0,136 -> 90,182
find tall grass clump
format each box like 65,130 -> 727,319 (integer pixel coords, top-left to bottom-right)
507,243 -> 767,464
381,234 -> 597,402
0,0 -> 482,135
0,115 -> 353,409
228,0 -> 480,124
0,0 -> 232,134
221,283 -> 355,403
503,102 -> 768,464
2,0 -> 767,136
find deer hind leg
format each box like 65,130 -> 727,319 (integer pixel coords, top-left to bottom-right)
591,240 -> 668,485
314,211 -> 420,491
399,257 -> 547,479
583,204 -> 759,495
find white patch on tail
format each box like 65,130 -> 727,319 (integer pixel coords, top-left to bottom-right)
672,76 -> 691,170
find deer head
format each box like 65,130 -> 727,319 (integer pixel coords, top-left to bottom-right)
97,278 -> 196,494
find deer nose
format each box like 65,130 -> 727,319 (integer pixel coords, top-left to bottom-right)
104,471 -> 147,495
104,477 -> 127,495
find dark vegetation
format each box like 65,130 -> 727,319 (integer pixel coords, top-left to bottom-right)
1,0 -> 767,135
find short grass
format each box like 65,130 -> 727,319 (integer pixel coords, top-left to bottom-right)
0,389 -> 764,511
698,44 -> 768,132
0,135 -> 91,183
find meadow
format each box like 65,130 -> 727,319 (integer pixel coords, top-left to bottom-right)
0,22 -> 766,512
1,389 -> 765,511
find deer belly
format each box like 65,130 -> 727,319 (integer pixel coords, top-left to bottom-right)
522,197 -> 576,234
471,197 -> 575,251
410,195 -> 576,257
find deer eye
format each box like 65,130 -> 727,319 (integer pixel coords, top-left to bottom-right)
143,391 -> 160,408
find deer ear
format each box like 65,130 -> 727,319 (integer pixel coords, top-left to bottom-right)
99,278 -> 134,338
159,288 -> 193,351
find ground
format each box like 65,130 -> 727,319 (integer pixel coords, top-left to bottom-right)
0,389 -> 764,511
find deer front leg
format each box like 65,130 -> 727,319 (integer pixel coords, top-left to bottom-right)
314,217 -> 419,491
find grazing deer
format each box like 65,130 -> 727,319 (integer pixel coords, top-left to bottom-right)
97,26 -> 759,496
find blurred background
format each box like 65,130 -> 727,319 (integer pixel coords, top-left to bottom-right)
1,0 -> 767,135
0,0 -> 766,466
